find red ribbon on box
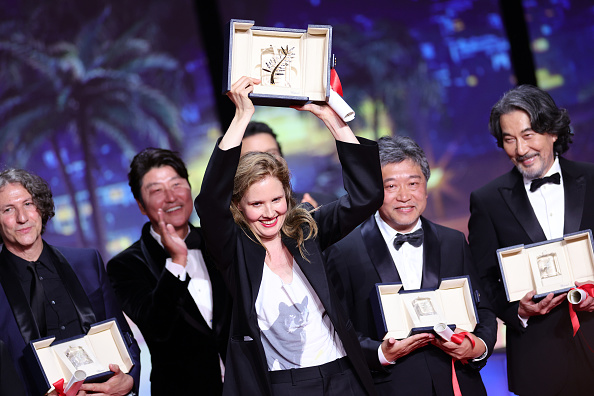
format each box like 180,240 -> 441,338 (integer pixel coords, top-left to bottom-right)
450,332 -> 475,396
53,378 -> 67,396
569,284 -> 594,336
330,68 -> 343,97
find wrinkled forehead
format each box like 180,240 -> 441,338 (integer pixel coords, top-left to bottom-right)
0,183 -> 32,205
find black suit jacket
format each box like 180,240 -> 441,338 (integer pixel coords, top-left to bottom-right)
325,216 -> 497,396
0,243 -> 141,395
195,138 -> 383,396
107,223 -> 231,395
469,157 -> 594,395
0,339 -> 25,396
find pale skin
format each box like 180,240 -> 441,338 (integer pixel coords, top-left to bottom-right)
223,76 -> 358,282
0,184 -> 133,395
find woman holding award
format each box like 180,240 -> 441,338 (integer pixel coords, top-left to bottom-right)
193,76 -> 382,396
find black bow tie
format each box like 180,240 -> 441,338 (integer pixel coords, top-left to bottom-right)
530,172 -> 560,192
393,229 -> 424,251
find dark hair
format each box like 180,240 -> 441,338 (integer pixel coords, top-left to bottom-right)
244,121 -> 284,157
0,169 -> 55,242
377,136 -> 431,182
128,148 -> 189,206
489,84 -> 573,154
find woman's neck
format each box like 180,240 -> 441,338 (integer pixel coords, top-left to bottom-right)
264,239 -> 294,284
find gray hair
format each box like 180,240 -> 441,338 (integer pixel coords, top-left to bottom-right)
0,169 -> 55,242
377,136 -> 431,181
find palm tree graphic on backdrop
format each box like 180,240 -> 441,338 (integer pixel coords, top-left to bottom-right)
0,7 -> 182,257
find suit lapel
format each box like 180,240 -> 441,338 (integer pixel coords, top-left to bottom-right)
0,249 -> 40,343
239,230 -> 267,314
140,223 -> 168,279
141,223 -> 221,335
200,236 -> 230,337
360,216 -> 401,283
561,157 -> 586,233
49,246 -> 96,332
420,217 -> 441,289
499,169 -> 546,242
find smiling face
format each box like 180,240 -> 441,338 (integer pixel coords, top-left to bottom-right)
0,183 -> 44,258
238,175 -> 287,241
501,110 -> 558,180
138,165 -> 193,238
378,159 -> 428,233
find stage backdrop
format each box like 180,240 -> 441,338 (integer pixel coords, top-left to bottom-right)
1,0 -> 593,395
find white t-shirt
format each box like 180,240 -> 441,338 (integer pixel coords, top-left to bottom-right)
255,259 -> 346,371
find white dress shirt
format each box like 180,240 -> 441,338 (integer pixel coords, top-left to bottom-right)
150,226 -> 214,328
375,212 -> 423,290
373,213 -> 488,364
519,157 -> 565,327
523,157 -> 565,240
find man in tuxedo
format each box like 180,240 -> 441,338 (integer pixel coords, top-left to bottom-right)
469,84 -> 594,395
325,136 -> 496,395
107,148 -> 231,395
0,168 -> 140,395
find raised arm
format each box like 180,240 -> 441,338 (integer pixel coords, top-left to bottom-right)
219,76 -> 259,150
294,102 -> 359,144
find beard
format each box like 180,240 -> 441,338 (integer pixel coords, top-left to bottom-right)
513,153 -> 551,180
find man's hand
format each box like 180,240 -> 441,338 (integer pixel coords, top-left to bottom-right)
432,330 -> 485,361
157,208 -> 188,267
518,290 -> 566,318
573,281 -> 594,312
381,333 -> 433,362
78,364 -> 133,396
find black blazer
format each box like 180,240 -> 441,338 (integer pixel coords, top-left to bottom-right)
469,157 -> 594,395
0,243 -> 141,395
107,222 -> 231,395
325,216 -> 497,396
195,138 -> 383,396
0,339 -> 25,396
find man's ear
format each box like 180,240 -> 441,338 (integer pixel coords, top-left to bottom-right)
136,200 -> 147,216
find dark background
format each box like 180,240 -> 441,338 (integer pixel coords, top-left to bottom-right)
2,0 -> 593,394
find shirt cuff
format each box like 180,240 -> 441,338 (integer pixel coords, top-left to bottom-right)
378,344 -> 395,365
471,336 -> 489,362
518,314 -> 529,328
165,258 -> 187,281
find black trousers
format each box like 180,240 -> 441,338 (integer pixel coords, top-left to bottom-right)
269,357 -> 366,396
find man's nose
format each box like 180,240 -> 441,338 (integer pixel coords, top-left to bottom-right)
15,208 -> 28,223
516,138 -> 529,156
396,188 -> 411,202
164,187 -> 176,201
